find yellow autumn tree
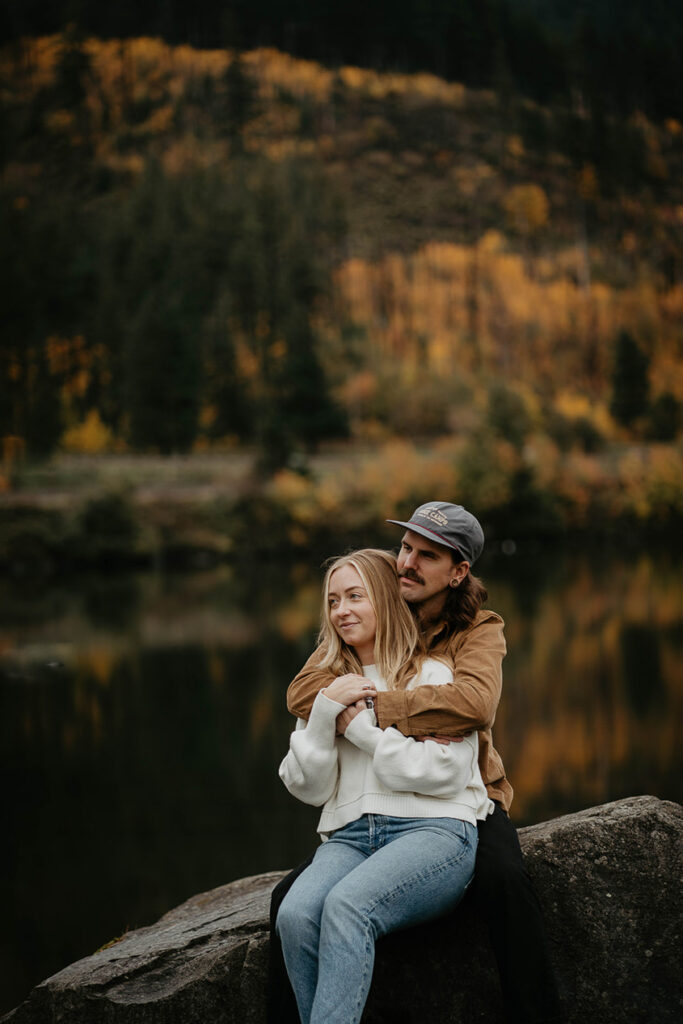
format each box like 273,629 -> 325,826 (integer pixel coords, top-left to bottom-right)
503,183 -> 549,234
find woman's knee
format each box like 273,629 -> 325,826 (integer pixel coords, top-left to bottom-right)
275,894 -> 303,944
270,856 -> 316,923
270,874 -> 295,928
276,885 -> 327,947
319,884 -> 370,946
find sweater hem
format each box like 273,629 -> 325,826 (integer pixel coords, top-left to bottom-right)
318,794 -> 482,838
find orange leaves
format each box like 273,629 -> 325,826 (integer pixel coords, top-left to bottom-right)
618,446 -> 683,521
61,410 -> 114,454
503,182 -> 549,234
267,440 -> 460,543
45,335 -> 93,403
333,239 -> 681,407
577,163 -> 599,202
247,48 -> 333,103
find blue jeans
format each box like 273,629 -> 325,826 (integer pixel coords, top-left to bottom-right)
276,814 -> 478,1024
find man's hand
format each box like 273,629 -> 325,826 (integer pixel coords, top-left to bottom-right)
322,674 -> 377,707
336,700 -> 368,735
415,734 -> 467,746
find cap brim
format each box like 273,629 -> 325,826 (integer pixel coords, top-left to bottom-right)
385,519 -> 463,554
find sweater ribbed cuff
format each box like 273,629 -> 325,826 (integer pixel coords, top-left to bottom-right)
305,690 -> 347,745
343,708 -> 380,754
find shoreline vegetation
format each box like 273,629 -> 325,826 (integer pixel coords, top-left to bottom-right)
2,443 -> 680,573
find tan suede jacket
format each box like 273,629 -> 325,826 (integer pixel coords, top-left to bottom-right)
287,608 -> 513,812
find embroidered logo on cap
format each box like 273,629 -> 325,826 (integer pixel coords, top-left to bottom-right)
416,506 -> 449,527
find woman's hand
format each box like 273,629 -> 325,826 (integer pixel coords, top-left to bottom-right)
322,674 -> 376,707
336,700 -> 368,735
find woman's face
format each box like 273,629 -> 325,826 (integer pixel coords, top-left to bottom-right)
328,563 -> 377,665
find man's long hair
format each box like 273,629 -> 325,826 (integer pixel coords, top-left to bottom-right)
442,568 -> 488,633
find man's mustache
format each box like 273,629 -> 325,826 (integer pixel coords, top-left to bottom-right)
399,569 -> 425,585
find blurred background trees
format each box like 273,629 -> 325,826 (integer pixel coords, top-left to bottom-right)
1,12 -> 681,525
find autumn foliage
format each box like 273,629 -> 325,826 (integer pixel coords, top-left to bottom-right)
1,36 -> 682,529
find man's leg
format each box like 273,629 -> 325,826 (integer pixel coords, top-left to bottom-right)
267,854 -> 315,1024
472,803 -> 561,1024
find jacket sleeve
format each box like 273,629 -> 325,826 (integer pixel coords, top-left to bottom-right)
287,646 -> 337,720
278,691 -> 344,806
374,614 -> 506,737
344,710 -> 480,798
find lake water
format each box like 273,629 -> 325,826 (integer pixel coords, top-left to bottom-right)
1,544 -> 681,1015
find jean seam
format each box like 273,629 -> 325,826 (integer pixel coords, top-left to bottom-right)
350,922 -> 374,1024
359,837 -> 473,918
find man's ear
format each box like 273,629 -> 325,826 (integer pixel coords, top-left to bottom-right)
449,561 -> 470,587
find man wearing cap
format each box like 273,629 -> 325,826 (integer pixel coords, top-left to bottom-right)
268,502 -> 560,1024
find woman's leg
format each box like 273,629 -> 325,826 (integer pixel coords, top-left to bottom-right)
310,816 -> 477,1024
267,853 -> 315,1024
276,820 -> 370,1024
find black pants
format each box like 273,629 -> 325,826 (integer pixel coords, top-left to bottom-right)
266,804 -> 560,1024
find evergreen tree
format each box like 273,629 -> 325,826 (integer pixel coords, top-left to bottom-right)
202,293 -> 252,441
647,392 -> 681,441
126,290 -> 202,453
276,307 -> 347,451
610,330 -> 650,428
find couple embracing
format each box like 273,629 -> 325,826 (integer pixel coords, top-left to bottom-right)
269,501 -> 561,1024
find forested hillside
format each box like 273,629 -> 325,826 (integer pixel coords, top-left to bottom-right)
2,33 -> 682,541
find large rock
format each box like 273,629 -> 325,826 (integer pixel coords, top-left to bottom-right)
4,796 -> 681,1023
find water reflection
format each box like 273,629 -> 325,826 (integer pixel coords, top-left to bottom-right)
1,547 -> 681,1014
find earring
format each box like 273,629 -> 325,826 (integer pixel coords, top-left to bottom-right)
450,579 -> 459,588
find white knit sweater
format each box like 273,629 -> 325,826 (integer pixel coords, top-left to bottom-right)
279,659 -> 494,838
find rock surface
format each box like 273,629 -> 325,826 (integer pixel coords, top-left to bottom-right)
4,795 -> 681,1023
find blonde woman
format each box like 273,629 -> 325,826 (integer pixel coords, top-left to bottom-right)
277,549 -> 493,1024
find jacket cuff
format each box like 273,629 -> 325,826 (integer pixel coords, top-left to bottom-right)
375,690 -> 409,734
343,709 -> 380,754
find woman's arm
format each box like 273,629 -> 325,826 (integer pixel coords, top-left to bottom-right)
343,709 -> 480,798
278,691 -> 345,806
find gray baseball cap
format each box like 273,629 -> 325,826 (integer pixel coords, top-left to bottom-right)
387,501 -> 485,564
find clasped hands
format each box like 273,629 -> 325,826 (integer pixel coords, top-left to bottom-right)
323,673 -> 464,744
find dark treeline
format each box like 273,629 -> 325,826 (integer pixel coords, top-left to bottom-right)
2,154 -> 348,465
3,0 -> 682,124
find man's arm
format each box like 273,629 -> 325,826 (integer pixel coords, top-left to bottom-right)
375,612 -> 506,737
287,648 -> 373,719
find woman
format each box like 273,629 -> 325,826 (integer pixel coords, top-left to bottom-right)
277,549 -> 493,1024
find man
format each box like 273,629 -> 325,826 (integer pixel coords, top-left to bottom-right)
268,501 -> 561,1024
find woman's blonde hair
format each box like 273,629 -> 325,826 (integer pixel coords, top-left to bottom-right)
316,548 -> 424,690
